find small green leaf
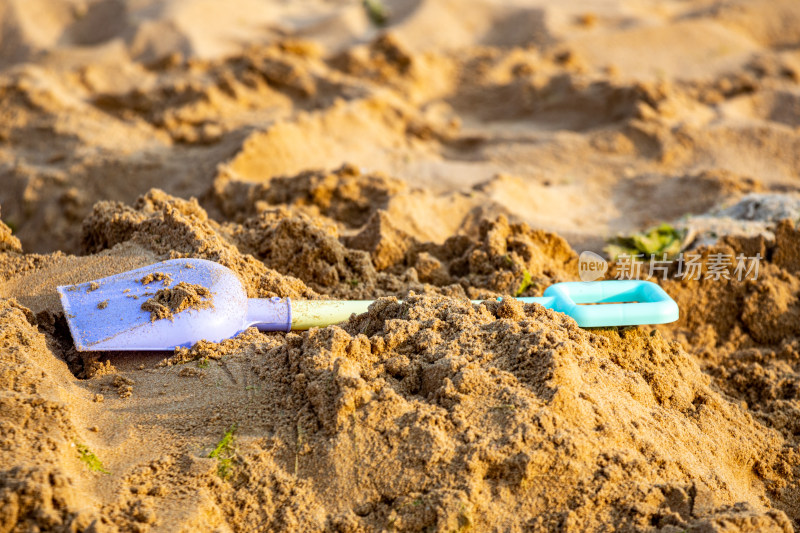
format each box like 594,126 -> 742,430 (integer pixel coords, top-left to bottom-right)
604,223 -> 685,260
76,442 -> 109,474
363,0 -> 388,26
209,423 -> 237,479
515,270 -> 532,297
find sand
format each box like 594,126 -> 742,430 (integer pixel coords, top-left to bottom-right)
140,282 -> 213,322
139,272 -> 174,287
2,0 -> 800,531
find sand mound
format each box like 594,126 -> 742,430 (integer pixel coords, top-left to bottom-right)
1,262 -> 795,531
660,221 -> 800,352
146,293 -> 796,531
0,208 -> 21,254
80,189 -> 315,300
77,187 -> 577,301
2,183 -> 800,530
0,298 -> 103,531
701,0 -> 800,49
209,164 -> 407,228
3,0 -> 800,530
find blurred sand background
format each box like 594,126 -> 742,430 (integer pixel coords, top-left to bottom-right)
3,0 -> 800,531
3,0 -> 800,254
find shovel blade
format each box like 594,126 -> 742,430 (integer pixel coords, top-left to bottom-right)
58,259 -> 248,351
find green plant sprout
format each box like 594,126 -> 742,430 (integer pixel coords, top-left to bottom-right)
76,442 -> 109,474
363,0 -> 388,26
208,423 -> 237,479
515,270 -> 532,297
604,223 -> 685,260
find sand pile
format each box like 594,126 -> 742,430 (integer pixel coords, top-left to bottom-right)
0,297 -> 108,531
1,188 -> 800,531
140,282 -> 213,322
655,224 -> 800,449
3,0 -> 800,530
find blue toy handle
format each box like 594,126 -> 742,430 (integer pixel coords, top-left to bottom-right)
518,280 -> 679,328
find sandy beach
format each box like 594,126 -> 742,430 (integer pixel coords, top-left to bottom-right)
2,0 -> 800,531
